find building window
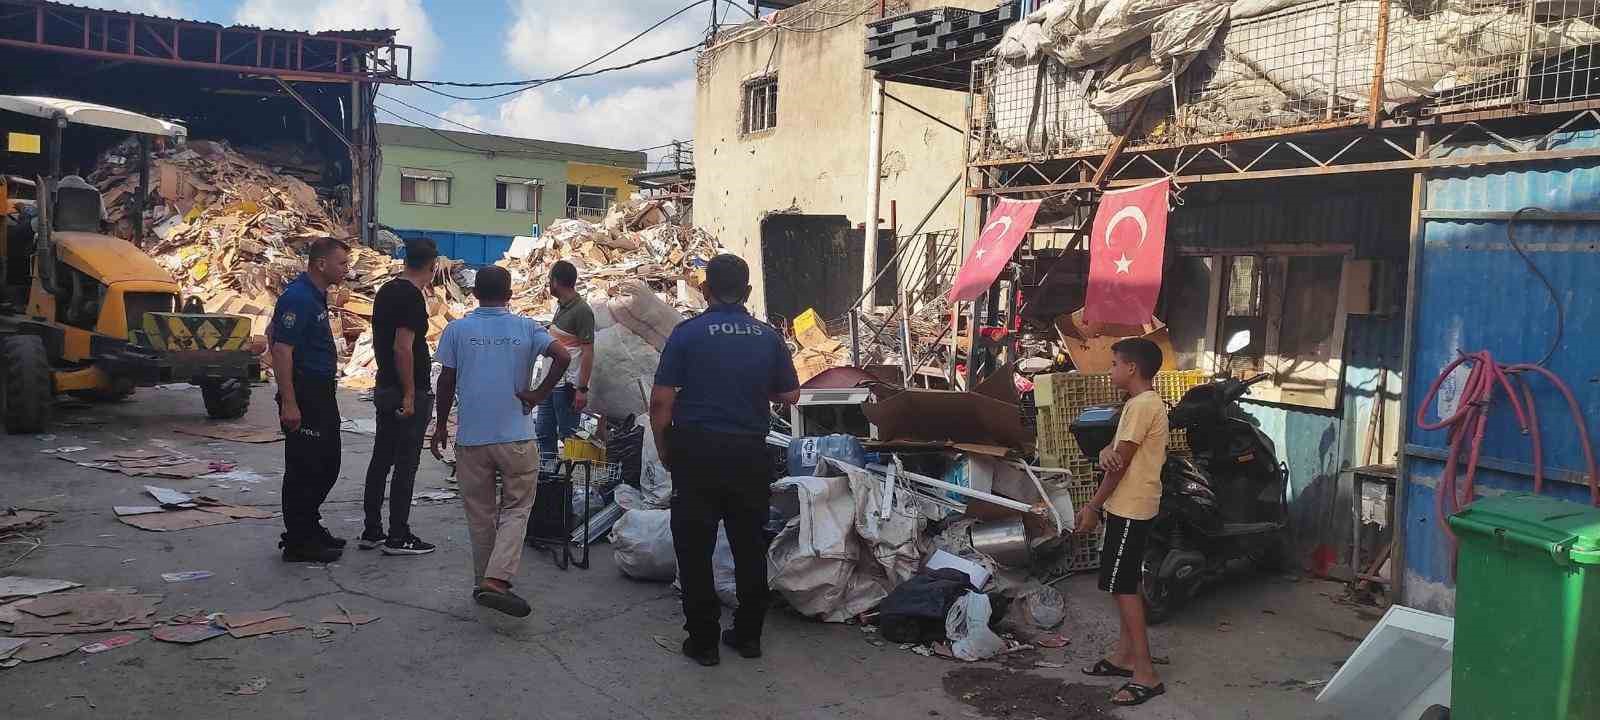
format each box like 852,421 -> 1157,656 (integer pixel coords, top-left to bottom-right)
743,77 -> 778,134
565,184 -> 617,221
400,170 -> 450,206
496,177 -> 540,213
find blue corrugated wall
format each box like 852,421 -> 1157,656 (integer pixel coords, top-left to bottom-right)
391,228 -> 515,267
1401,128 -> 1600,615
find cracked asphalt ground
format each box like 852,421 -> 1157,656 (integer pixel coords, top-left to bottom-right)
1,385 -> 1377,719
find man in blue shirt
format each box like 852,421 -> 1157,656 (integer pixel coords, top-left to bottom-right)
268,238 -> 351,564
431,266 -> 570,618
651,254 -> 800,666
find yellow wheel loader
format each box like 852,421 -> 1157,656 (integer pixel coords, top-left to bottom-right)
0,96 -> 258,434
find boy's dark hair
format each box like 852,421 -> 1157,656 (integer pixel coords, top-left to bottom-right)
549,260 -> 578,289
705,253 -> 750,303
1111,337 -> 1163,380
404,237 -> 439,270
307,237 -> 349,262
473,265 -> 513,302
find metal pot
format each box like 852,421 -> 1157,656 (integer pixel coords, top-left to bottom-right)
969,518 -> 1030,567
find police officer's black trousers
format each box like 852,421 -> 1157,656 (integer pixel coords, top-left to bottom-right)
668,426 -> 772,651
279,375 -> 342,544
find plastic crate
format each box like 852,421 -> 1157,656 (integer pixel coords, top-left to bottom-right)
1035,370 -> 1210,572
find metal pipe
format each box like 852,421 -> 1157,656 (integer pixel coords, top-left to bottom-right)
899,288 -> 914,385
271,76 -> 352,150
1392,127 -> 1429,606
861,78 -> 885,311
135,134 -> 149,246
849,309 -> 861,366
1367,0 -> 1390,128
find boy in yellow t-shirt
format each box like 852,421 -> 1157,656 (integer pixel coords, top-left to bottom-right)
1074,337 -> 1168,707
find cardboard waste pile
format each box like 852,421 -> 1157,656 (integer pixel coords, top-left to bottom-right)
89,138 -> 473,387
496,199 -> 721,317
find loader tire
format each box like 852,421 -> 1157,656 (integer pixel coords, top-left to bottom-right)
1,335 -> 53,434
201,378 -> 251,420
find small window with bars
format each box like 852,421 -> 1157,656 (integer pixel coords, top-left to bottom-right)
742,77 -> 778,135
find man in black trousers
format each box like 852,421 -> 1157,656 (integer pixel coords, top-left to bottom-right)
360,237 -> 439,555
650,254 -> 800,666
269,237 -> 351,563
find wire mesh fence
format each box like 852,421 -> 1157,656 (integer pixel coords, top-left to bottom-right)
974,0 -> 1600,160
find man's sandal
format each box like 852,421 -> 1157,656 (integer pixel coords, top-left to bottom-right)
1082,659 -> 1134,678
1111,682 -> 1166,706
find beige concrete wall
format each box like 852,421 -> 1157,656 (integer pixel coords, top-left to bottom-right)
693,0 -> 984,320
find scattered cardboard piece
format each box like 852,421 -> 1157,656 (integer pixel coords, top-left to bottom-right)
153,623 -> 228,644
0,636 -> 27,659
0,598 -> 37,623
113,506 -> 166,517
0,577 -> 81,599
0,510 -> 52,533
195,504 -> 276,520
11,635 -> 83,662
12,592 -> 161,635
173,425 -> 283,444
221,610 -> 290,630
118,510 -> 237,533
145,485 -> 195,507
227,616 -> 304,639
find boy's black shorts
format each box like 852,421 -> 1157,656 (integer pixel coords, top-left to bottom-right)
1098,511 -> 1153,595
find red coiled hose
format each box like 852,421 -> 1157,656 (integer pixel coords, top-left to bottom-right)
1415,351 -> 1600,547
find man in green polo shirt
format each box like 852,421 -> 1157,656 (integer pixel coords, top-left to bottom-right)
536,260 -> 594,465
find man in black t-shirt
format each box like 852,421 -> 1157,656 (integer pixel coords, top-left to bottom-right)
360,237 -> 439,555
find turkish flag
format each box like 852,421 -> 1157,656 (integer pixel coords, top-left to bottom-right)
949,198 -> 1042,303
1084,179 -> 1169,325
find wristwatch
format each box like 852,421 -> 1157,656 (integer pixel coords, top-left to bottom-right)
576,386 -> 589,392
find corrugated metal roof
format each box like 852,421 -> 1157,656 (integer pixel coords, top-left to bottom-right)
22,0 -> 397,43
376,123 -> 648,168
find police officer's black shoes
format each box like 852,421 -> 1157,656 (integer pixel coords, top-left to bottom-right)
314,525 -> 347,549
279,535 -> 342,563
722,629 -> 762,659
682,638 -> 720,667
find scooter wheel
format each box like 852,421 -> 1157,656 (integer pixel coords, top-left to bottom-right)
1419,705 -> 1449,720
1141,549 -> 1189,625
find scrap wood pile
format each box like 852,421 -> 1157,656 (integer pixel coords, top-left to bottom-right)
88,138 -> 473,387
496,198 -> 722,318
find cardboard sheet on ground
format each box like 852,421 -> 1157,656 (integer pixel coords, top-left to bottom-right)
197,504 -> 276,520
10,635 -> 83,661
66,452 -> 215,479
118,509 -> 237,532
0,510 -> 51,533
0,636 -> 27,659
221,610 -> 290,629
174,424 -> 283,444
11,592 -> 161,635
227,616 -> 305,638
0,598 -> 36,623
153,623 -> 228,644
0,577 -> 81,599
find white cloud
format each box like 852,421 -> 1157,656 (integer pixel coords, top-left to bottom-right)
502,0 -> 705,81
466,77 -> 696,161
234,0 -> 440,77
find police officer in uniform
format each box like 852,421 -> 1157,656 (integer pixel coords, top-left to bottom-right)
269,238 -> 352,563
650,254 -> 800,666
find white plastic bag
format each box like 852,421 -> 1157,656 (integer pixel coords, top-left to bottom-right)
610,508 -> 676,581
947,592 -> 1007,661
637,415 -> 673,509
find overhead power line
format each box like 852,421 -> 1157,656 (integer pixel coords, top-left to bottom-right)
416,42 -> 706,102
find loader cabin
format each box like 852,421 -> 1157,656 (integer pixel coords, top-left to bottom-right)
0,96 -> 256,434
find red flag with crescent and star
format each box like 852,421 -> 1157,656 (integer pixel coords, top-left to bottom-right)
949,198 -> 1042,303
1084,179 -> 1169,325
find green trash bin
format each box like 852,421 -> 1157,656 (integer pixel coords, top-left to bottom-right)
1447,493 -> 1600,720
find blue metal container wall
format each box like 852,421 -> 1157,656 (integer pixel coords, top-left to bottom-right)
1402,128 -> 1600,615
391,228 -> 515,267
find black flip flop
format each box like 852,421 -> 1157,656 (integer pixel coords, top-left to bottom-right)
1111,682 -> 1166,706
1082,659 -> 1134,678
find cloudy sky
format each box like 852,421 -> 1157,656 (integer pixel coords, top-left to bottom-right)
75,0 -> 715,167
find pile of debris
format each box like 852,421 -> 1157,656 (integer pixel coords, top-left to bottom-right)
496,199 -> 723,318
88,139 -> 473,387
